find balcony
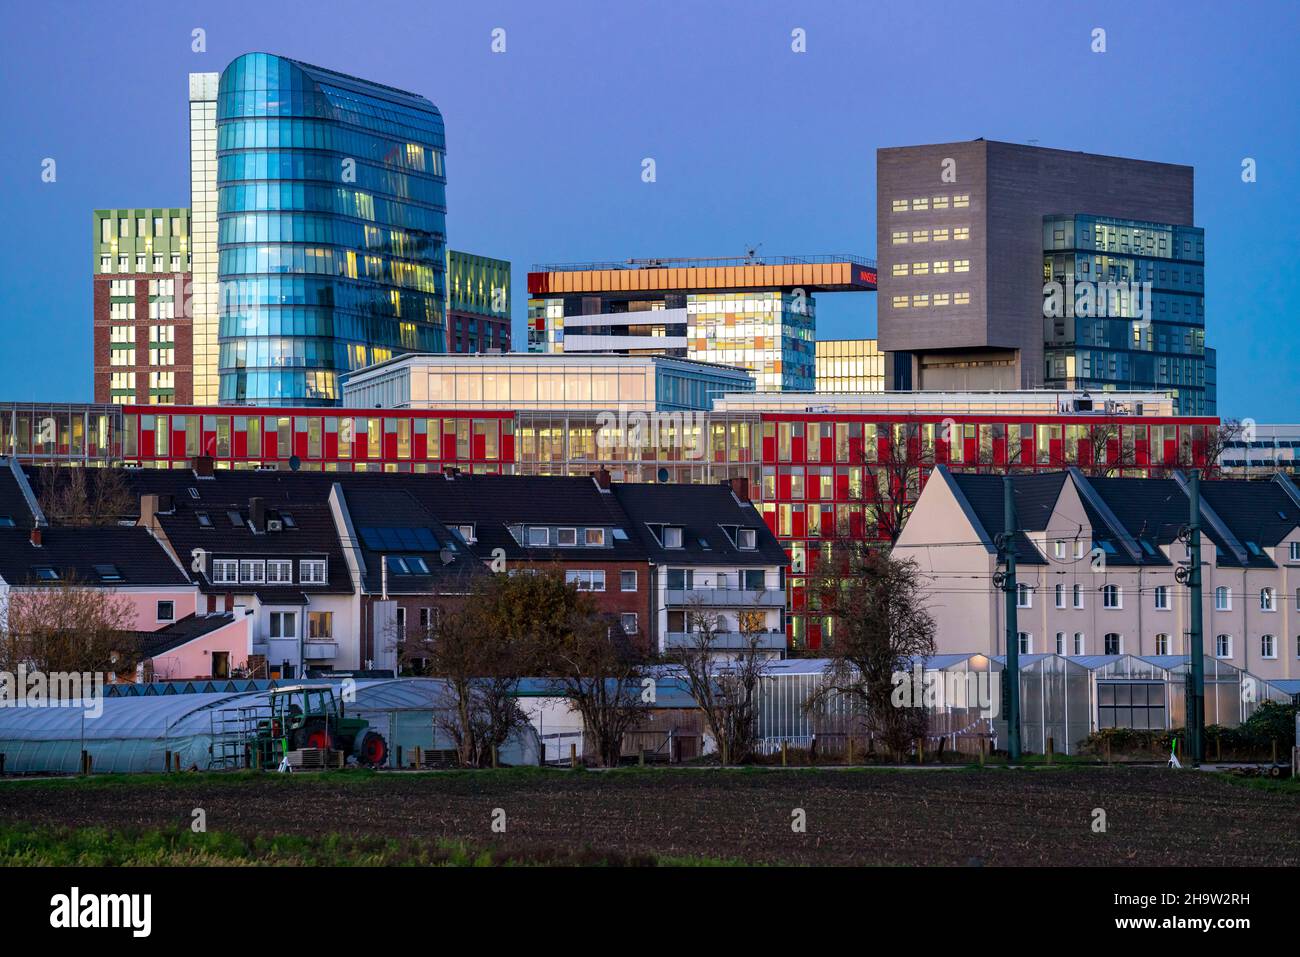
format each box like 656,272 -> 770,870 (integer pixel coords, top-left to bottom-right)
303,642 -> 338,661
664,630 -> 787,652
665,588 -> 784,608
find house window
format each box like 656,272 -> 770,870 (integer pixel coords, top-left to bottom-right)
1054,584 -> 1065,608
157,600 -> 175,622
662,526 -> 683,548
239,560 -> 266,584
212,559 -> 238,584
621,613 -> 638,635
1073,583 -> 1084,609
1016,583 -> 1032,608
585,528 -> 606,546
1155,633 -> 1170,655
1154,586 -> 1169,610
269,611 -> 297,639
300,560 -> 327,584
308,612 -> 333,640
528,527 -> 549,546
1104,633 -> 1122,655
456,524 -> 475,543
566,569 -> 605,592
1103,585 -> 1121,609
1215,586 -> 1231,611
557,527 -> 578,546
1073,633 -> 1084,656
1055,632 -> 1065,655
620,570 -> 637,592
738,528 -> 757,550
1054,541 -> 1066,559
1260,588 -> 1276,612
1261,634 -> 1276,659
1215,634 -> 1232,658
1017,632 -> 1032,655
1290,542 -> 1300,562
267,560 -> 293,584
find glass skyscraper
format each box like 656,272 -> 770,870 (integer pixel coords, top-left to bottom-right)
1043,214 -> 1213,415
216,53 -> 447,406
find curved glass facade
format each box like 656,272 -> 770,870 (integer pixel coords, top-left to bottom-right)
216,53 -> 447,405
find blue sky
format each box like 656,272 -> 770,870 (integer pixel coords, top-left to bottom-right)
1,0 -> 1296,418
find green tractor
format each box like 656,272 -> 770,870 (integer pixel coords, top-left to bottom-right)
248,685 -> 388,768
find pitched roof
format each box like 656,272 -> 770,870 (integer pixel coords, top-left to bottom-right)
611,482 -> 787,566
0,459 -> 40,529
138,612 -> 240,657
336,485 -> 483,594
946,472 -> 1070,564
0,526 -> 188,587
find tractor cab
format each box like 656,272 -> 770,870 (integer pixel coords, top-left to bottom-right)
247,684 -> 388,768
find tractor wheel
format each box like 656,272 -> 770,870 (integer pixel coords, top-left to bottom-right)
357,731 -> 389,767
294,722 -> 334,751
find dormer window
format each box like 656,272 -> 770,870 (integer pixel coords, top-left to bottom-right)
585,528 -> 606,546
557,528 -> 578,547
662,526 -> 683,549
212,559 -> 238,584
528,527 -> 549,546
33,566 -> 60,581
267,560 -> 293,584
196,512 -> 212,528
455,524 -> 475,543
737,528 -> 757,550
94,563 -> 123,583
239,560 -> 266,584
300,559 -> 327,584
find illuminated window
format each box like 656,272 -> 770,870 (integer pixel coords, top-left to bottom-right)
911,230 -> 929,243
912,261 -> 929,276
911,197 -> 928,211
932,195 -> 949,209
891,230 -> 908,245
954,259 -> 970,272
932,227 -> 949,242
912,294 -> 929,307
953,194 -> 970,207
892,263 -> 909,277
932,260 -> 949,274
891,199 -> 908,213
954,226 -> 970,240
893,296 -> 909,309
954,292 -> 970,305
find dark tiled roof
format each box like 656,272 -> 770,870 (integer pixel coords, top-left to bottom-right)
138,612 -> 239,657
157,501 -> 352,594
948,472 -> 1070,565
0,526 -> 188,586
612,482 -> 787,566
0,460 -> 39,528
337,485 -> 483,594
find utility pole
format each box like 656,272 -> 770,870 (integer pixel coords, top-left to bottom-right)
1186,471 -> 1205,764
1001,476 -> 1022,762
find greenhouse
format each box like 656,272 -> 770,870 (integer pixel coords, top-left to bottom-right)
0,678 -> 539,774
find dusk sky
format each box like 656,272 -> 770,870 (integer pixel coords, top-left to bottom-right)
1,0 -> 1296,418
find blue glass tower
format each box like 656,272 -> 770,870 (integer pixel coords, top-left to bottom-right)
216,53 -> 447,405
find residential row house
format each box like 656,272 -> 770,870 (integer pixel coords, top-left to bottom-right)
896,465 -> 1300,682
3,458 -> 788,680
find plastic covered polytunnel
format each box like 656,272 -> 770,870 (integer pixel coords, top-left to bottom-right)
0,678 -> 542,773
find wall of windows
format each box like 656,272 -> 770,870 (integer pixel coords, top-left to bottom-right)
216,53 -> 448,406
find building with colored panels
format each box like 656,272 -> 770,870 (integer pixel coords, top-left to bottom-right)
92,209 -> 192,405
446,250 -> 511,353
0,392 -> 1218,652
527,255 -> 877,392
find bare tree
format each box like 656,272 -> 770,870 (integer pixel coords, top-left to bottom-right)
35,466 -> 135,527
805,548 -> 936,756
1190,418 -> 1244,480
673,599 -> 771,764
0,576 -> 137,676
399,579 -> 533,768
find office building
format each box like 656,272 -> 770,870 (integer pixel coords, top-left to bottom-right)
447,250 -> 511,353
814,339 -> 886,393
215,53 -> 448,406
340,352 -> 755,412
189,72 -> 220,405
527,255 -> 877,392
92,208 -> 192,405
877,139 -> 1212,413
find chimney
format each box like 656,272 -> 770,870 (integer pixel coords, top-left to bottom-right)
728,476 -> 750,502
29,528 -> 42,547
139,493 -> 160,530
193,455 -> 215,478
592,467 -> 612,491
249,497 -> 265,533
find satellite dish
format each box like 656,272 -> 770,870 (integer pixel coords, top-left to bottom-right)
288,455 -> 301,472
657,468 -> 670,483
439,547 -> 455,565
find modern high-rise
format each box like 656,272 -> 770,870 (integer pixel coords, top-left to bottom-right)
92,208 -> 192,405
527,255 -> 877,392
189,73 -> 220,405
877,139 -> 1213,412
446,250 -> 511,353
814,339 -> 886,393
214,53 -> 448,406
1042,214 -> 1214,415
